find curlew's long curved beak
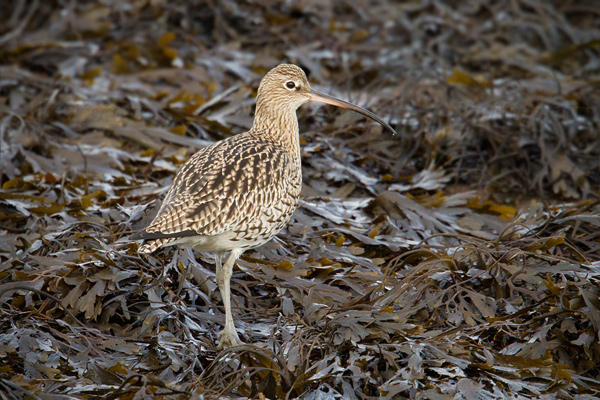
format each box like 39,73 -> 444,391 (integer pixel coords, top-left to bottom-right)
308,89 -> 396,135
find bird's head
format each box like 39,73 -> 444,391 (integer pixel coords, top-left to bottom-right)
256,64 -> 396,134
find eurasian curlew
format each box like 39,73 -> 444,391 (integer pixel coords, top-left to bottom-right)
134,64 -> 395,348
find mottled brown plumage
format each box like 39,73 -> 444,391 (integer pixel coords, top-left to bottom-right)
134,64 -> 395,348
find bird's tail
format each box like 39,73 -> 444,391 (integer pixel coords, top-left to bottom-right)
132,229 -> 196,254
137,238 -> 171,254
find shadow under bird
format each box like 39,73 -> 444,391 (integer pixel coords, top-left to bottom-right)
134,64 -> 396,348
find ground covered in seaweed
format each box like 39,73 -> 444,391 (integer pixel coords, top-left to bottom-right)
1,1 -> 599,399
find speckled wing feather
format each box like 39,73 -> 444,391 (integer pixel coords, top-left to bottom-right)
138,131 -> 301,253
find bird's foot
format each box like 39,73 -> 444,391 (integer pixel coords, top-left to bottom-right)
217,327 -> 243,349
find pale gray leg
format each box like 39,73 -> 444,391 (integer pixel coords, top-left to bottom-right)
216,248 -> 244,349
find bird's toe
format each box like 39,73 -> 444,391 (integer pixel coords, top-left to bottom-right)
217,329 -> 243,349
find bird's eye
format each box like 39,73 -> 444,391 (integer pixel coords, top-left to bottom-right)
285,81 -> 296,89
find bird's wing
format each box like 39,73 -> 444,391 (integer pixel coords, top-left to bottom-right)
140,133 -> 295,241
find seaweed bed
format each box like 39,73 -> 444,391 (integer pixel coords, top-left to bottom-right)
1,1 -> 599,399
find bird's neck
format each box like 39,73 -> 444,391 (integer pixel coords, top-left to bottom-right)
252,103 -> 301,165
